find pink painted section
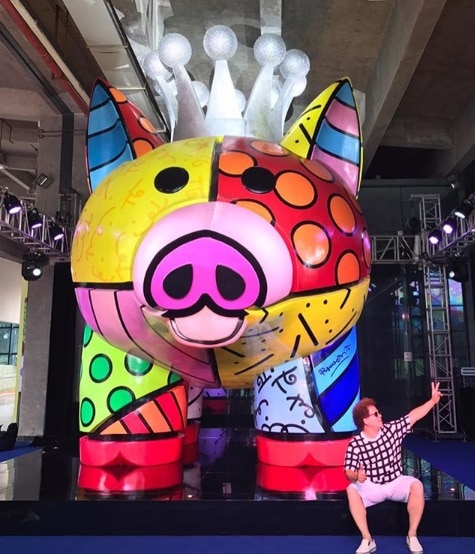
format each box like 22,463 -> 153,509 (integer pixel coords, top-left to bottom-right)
90,289 -> 136,348
114,290 -> 219,387
313,150 -> 360,197
75,288 -> 100,334
326,100 -> 359,137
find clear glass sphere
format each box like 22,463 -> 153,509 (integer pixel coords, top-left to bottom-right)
143,50 -> 171,79
159,33 -> 192,68
254,34 -> 286,66
292,77 -> 307,97
279,49 -> 310,79
192,81 -> 210,107
203,25 -> 238,60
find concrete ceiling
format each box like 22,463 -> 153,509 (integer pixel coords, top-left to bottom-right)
1,0 -> 475,244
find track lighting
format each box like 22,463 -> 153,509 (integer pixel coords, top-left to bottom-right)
428,228 -> 443,245
27,208 -> 43,229
454,194 -> 475,219
49,222 -> 64,241
2,191 -> 22,214
442,216 -> 457,234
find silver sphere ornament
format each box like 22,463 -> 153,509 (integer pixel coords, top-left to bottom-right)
203,25 -> 238,60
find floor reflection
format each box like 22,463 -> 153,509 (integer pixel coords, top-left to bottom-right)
0,427 -> 474,503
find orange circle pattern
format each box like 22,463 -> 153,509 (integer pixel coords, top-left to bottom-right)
336,252 -> 361,284
219,151 -> 255,176
234,200 -> 274,223
329,195 -> 356,234
251,141 -> 288,156
301,159 -> 334,182
275,172 -> 317,208
292,223 -> 330,267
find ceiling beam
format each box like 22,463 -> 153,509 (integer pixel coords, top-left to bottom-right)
0,87 -> 55,120
362,0 -> 448,170
427,93 -> 475,177
381,116 -> 452,150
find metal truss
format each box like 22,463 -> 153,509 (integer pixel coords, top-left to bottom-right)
370,234 -> 419,264
0,203 -> 70,262
370,194 -> 462,437
416,195 -> 458,436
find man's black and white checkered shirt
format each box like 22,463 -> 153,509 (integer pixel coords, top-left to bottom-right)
344,415 -> 412,484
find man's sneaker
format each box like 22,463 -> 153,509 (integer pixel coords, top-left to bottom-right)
355,538 -> 377,554
406,536 -> 423,553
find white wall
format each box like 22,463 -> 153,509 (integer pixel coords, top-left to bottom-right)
0,257 -> 22,323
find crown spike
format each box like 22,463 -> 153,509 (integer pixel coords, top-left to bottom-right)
203,26 -> 244,136
140,25 -> 311,142
158,33 -> 205,140
244,33 -> 287,140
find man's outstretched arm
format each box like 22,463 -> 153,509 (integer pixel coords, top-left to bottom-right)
407,381 -> 442,427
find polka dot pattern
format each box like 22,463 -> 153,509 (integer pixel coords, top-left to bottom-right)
292,222 -> 330,267
329,194 -> 356,234
107,387 -> 135,413
216,136 -> 370,292
78,329 -> 179,433
90,354 -> 113,383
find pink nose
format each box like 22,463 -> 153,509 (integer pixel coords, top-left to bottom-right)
144,233 -> 265,313
133,202 -> 293,315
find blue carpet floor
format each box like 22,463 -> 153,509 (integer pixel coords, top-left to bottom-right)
0,442 -> 38,463
0,535 -> 475,553
404,435 -> 475,490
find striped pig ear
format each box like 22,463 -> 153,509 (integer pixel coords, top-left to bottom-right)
86,80 -> 165,193
280,78 -> 363,197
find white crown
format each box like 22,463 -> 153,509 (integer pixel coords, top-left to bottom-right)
138,25 -> 310,142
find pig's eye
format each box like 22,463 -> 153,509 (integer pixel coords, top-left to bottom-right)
154,167 -> 189,193
241,166 -> 276,194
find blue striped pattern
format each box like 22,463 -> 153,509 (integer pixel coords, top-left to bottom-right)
336,81 -> 356,107
87,82 -> 134,192
316,119 -> 360,164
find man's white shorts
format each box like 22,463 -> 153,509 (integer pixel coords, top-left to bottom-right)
348,475 -> 419,507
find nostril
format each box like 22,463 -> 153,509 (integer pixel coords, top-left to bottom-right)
216,265 -> 246,301
163,264 -> 193,299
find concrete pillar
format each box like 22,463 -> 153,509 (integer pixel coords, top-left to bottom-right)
18,264 -> 54,437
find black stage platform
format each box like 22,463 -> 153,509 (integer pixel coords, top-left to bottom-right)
0,427 -> 473,536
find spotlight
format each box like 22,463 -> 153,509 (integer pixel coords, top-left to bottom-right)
447,261 -> 469,282
454,194 -> 475,219
21,252 -> 47,282
27,208 -> 43,229
2,191 -> 22,214
454,203 -> 473,219
49,222 -> 64,241
442,216 -> 457,234
428,228 -> 443,245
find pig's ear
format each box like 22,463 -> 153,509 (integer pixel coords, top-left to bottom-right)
86,79 -> 165,192
281,78 -> 362,197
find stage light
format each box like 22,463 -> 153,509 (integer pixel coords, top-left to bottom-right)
21,252 -> 47,282
447,261 -> 469,282
442,216 -> 457,234
428,228 -> 443,245
2,191 -> 22,214
49,222 -> 64,241
454,194 -> 475,219
27,208 -> 43,229
454,203 -> 472,219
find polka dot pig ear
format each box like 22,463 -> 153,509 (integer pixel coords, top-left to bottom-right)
86,79 -> 165,193
280,78 -> 363,198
